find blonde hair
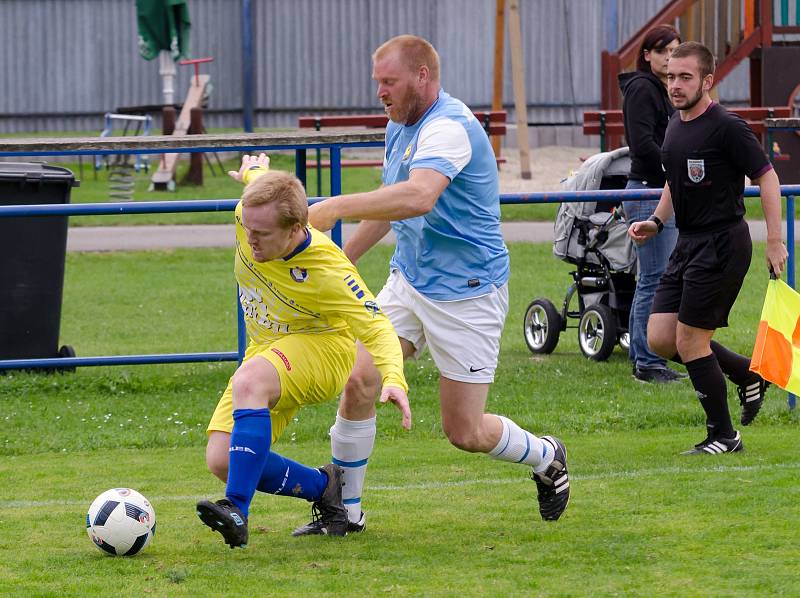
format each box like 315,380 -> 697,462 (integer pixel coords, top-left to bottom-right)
241,170 -> 308,228
373,34 -> 440,82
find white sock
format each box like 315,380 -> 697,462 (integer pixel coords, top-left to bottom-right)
330,414 -> 376,523
488,415 -> 553,473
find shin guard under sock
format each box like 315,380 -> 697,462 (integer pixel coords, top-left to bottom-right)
685,354 -> 735,439
226,408 -> 271,517
710,341 -> 755,386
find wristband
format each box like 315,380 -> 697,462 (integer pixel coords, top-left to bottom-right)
648,215 -> 664,234
242,164 -> 269,186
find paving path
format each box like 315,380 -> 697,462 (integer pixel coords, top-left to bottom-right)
66,221 -> 779,252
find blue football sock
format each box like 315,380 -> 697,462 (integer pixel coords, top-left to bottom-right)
257,451 -> 327,501
226,408 -> 271,518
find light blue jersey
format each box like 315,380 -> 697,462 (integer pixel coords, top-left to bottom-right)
382,89 -> 510,301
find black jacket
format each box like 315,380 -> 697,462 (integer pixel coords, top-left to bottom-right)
618,71 -> 674,186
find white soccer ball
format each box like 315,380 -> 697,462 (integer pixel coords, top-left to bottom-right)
86,488 -> 156,556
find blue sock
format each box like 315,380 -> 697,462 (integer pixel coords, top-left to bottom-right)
226,408 -> 271,518
257,451 -> 328,501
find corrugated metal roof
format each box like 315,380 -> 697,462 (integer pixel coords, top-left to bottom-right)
0,0 -> 752,134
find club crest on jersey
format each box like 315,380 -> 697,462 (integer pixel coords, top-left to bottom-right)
402,143 -> 413,161
687,159 -> 705,183
289,267 -> 308,283
364,300 -> 381,316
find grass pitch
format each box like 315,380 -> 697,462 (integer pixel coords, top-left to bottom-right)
0,242 -> 798,596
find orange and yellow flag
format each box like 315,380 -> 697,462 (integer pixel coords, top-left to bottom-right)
750,278 -> 800,394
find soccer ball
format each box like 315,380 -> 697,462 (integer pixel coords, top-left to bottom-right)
86,488 -> 156,556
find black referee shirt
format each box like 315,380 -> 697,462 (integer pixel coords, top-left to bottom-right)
661,102 -> 772,233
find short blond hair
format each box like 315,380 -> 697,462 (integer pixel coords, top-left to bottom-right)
373,34 -> 440,82
241,170 -> 308,228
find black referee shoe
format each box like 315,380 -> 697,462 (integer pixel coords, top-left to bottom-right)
738,377 -> 770,426
531,436 -> 570,521
682,431 -> 744,455
196,498 -> 248,548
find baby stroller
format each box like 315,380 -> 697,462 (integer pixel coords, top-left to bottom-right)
523,147 -> 637,361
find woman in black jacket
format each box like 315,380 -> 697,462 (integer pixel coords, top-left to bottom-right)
618,24 -> 684,384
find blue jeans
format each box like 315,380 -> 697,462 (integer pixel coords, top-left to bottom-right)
623,180 -> 678,370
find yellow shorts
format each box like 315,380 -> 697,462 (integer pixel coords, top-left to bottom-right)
207,333 -> 356,444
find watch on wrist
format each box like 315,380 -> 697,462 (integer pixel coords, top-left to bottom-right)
648,215 -> 664,234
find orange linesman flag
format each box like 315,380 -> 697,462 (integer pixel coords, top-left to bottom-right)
750,278 -> 800,394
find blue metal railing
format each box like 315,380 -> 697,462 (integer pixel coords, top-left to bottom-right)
0,133 -> 797,409
1,185 -> 798,373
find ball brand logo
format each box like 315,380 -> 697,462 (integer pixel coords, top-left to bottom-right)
115,488 -> 131,497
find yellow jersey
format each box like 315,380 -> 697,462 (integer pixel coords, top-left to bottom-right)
234,201 -> 407,392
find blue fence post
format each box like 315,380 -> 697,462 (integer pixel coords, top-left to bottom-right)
330,145 -> 343,247
295,149 -> 307,189
788,193 -> 796,410
236,287 -> 247,365
240,0 -> 255,133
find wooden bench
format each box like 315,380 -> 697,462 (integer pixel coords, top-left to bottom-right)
583,106 -> 792,151
298,111 -> 508,168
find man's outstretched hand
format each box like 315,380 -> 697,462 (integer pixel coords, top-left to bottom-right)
228,153 -> 270,183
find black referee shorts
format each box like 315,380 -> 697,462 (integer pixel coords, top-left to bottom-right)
651,219 -> 751,330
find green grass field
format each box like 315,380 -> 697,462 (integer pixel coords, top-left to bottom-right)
1,241 -> 798,596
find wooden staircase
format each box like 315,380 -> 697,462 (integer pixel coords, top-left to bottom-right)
601,0 -> 800,112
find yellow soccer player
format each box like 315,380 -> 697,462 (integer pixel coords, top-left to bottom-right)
196,154 -> 409,548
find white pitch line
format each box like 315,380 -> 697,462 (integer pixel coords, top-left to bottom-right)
2,461 -> 798,510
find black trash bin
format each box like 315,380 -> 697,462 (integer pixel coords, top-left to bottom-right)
0,162 -> 79,364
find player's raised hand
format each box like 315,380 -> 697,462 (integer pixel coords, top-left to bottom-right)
379,385 -> 411,430
228,153 -> 270,183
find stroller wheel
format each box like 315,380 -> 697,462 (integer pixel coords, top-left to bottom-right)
523,299 -> 562,354
578,304 -> 617,361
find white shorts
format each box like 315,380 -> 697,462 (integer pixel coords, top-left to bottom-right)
375,270 -> 509,383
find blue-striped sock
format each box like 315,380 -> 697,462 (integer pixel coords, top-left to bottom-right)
488,415 -> 551,472
256,451 -> 327,501
226,408 -> 271,517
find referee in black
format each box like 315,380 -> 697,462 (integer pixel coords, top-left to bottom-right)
628,41 -> 788,455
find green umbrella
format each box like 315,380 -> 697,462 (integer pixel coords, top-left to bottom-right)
136,0 -> 191,61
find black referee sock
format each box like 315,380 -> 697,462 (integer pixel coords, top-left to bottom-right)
685,354 -> 735,439
710,341 -> 754,386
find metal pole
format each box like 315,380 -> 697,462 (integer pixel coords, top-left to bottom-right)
330,145 -> 343,247
603,0 -> 619,52
295,149 -> 307,189
788,193 -> 796,410
241,0 -> 255,133
236,287 -> 247,365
